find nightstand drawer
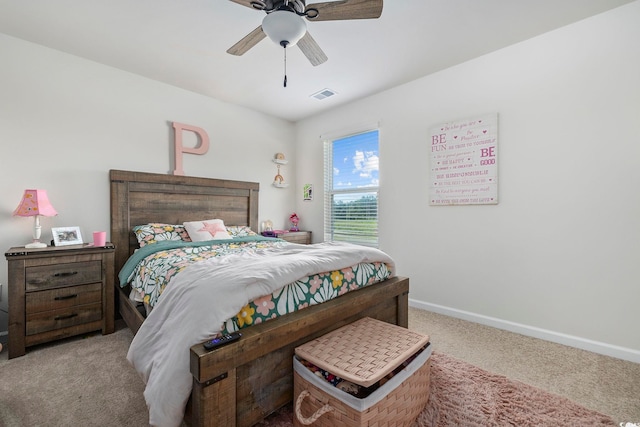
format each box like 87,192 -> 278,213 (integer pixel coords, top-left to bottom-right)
25,261 -> 102,291
277,231 -> 312,244
26,283 -> 102,314
26,302 -> 103,336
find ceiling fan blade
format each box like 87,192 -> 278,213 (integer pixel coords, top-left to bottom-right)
227,26 -> 267,56
305,0 -> 383,21
297,31 -> 328,66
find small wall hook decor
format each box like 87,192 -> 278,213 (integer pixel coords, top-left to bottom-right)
274,164 -> 285,184
272,153 -> 289,188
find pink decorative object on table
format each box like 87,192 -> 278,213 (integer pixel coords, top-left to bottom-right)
13,189 -> 58,248
289,212 -> 299,231
93,231 -> 107,246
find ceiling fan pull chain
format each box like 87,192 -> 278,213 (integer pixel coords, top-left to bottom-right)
283,44 -> 288,87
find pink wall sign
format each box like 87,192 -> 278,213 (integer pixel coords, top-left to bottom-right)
172,122 -> 210,176
429,113 -> 498,205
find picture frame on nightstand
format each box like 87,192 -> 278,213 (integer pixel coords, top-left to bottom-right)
52,226 -> 83,246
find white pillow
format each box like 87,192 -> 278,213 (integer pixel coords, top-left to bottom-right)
183,219 -> 232,241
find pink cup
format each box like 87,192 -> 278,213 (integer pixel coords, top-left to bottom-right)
93,231 -> 107,247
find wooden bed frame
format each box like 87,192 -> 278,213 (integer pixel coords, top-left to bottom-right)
109,169 -> 409,427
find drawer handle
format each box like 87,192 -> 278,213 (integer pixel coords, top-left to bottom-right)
54,313 -> 78,321
53,271 -> 78,278
54,294 -> 78,301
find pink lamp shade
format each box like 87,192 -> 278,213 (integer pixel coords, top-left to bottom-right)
13,189 -> 58,217
13,189 -> 58,248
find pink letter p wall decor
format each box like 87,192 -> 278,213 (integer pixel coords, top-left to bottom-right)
172,122 -> 210,175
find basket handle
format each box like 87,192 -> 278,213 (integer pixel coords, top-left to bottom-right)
295,390 -> 335,425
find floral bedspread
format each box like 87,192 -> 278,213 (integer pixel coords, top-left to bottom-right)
121,238 -> 288,308
127,241 -> 396,427
223,260 -> 391,334
119,237 -> 393,335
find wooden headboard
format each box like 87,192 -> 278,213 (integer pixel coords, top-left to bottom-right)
109,169 -> 259,283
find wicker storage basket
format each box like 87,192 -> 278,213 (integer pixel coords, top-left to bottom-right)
293,317 -> 431,427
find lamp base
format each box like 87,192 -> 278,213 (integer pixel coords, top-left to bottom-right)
25,241 -> 47,249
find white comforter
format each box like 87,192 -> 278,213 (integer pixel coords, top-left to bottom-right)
127,241 -> 395,427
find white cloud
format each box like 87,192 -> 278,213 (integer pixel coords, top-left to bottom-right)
353,150 -> 379,179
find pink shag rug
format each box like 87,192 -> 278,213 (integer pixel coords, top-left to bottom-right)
257,352 -> 616,426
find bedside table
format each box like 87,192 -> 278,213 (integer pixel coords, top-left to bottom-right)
5,243 -> 115,359
276,230 -> 312,244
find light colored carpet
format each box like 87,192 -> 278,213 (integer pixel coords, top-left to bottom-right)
408,307 -> 640,424
0,326 -> 147,427
0,308 -> 638,426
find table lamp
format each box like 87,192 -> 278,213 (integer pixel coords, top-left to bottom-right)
13,189 -> 58,248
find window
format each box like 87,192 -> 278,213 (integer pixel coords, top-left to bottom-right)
324,129 -> 379,247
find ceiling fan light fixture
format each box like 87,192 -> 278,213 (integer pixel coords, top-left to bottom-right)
262,11 -> 307,47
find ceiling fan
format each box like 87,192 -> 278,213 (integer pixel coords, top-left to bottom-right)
227,0 -> 383,67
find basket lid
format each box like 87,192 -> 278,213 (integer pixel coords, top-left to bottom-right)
294,317 -> 430,387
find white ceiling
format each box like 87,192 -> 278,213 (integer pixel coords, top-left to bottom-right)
0,0 -> 634,122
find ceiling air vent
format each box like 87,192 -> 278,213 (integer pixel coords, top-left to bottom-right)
310,88 -> 337,100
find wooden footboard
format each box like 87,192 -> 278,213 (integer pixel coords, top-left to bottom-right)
188,276 -> 409,427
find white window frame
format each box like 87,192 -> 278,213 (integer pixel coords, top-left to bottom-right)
323,129 -> 379,247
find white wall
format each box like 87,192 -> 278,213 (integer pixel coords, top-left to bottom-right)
295,2 -> 640,361
0,34 -> 297,331
2,3 -> 639,362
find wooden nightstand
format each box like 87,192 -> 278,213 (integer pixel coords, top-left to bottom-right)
5,243 -> 115,359
276,230 -> 312,244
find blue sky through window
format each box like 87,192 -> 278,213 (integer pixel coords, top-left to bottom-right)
332,130 -> 379,190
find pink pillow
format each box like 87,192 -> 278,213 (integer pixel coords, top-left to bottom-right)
183,219 -> 232,241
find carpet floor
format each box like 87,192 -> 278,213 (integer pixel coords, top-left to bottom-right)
0,308 -> 637,426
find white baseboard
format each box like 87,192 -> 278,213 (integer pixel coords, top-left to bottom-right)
410,299 -> 640,364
